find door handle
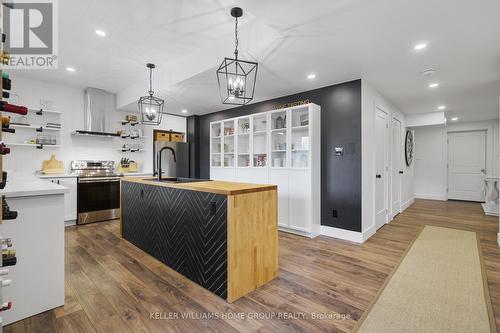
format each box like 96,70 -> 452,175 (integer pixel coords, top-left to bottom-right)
376,174 -> 382,179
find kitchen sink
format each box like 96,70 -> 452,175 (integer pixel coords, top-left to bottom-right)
143,177 -> 210,184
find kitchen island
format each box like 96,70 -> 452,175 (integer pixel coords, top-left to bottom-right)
120,177 -> 278,302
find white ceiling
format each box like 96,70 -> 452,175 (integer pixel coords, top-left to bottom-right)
11,0 -> 500,122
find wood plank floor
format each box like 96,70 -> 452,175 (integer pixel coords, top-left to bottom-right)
5,199 -> 500,332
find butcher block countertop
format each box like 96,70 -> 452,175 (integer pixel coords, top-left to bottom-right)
122,176 -> 277,196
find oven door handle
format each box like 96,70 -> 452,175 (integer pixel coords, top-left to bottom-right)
78,178 -> 121,183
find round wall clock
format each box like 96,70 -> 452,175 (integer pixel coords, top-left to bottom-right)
405,130 -> 414,166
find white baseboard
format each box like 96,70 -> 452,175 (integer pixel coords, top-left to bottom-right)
414,193 -> 447,201
64,219 -> 77,227
278,226 -> 314,238
401,197 -> 415,212
362,225 -> 376,242
320,225 -> 376,243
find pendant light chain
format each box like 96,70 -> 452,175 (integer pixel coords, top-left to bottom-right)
234,15 -> 239,59
149,66 -> 154,96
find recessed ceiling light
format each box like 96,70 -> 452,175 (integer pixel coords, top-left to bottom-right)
451,117 -> 458,121
428,82 -> 439,88
307,74 -> 316,80
438,105 -> 446,110
421,69 -> 436,77
95,30 -> 106,37
414,43 -> 427,51
181,109 -> 188,114
66,67 -> 75,72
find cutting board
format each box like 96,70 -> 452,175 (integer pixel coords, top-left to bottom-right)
41,155 -> 65,174
117,161 -> 138,173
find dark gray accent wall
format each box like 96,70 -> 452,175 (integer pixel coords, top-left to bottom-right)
197,79 -> 362,232
186,115 -> 200,178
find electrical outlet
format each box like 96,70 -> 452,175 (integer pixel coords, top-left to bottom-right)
332,209 -> 338,218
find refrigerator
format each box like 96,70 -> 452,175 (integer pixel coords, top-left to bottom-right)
153,141 -> 190,178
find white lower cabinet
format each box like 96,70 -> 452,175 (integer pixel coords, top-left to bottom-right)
46,177 -> 77,222
288,169 -> 311,232
269,169 -> 289,228
210,103 -> 321,237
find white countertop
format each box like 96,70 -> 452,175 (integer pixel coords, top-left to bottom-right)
1,177 -> 69,198
35,173 -> 78,179
35,172 -> 152,178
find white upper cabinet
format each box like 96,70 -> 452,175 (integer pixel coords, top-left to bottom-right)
210,103 -> 321,237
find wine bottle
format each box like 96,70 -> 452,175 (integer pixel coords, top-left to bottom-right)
1,116 -> 15,133
1,116 -> 10,126
2,77 -> 11,91
0,171 -> 7,190
2,196 -> 18,220
2,249 -> 16,260
2,257 -> 17,267
1,238 -> 12,248
1,279 -> 12,287
0,301 -> 13,311
0,101 -> 28,115
0,143 -> 11,155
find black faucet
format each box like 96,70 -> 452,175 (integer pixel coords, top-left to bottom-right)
157,147 -> 176,181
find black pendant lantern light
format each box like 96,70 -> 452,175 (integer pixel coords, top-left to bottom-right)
138,63 -> 164,125
216,7 -> 258,105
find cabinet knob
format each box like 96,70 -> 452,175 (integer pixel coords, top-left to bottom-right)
399,171 -> 404,174
376,174 -> 382,179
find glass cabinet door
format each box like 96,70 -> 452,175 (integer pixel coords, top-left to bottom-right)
237,117 -> 251,167
291,106 -> 310,168
223,120 -> 235,167
270,110 -> 287,168
211,123 -> 222,167
252,114 -> 268,167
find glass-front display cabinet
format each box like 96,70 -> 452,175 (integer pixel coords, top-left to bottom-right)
270,109 -> 287,168
252,113 -> 268,167
291,106 -> 309,168
209,103 -> 321,238
237,117 -> 251,167
223,120 -> 235,167
211,122 -> 222,167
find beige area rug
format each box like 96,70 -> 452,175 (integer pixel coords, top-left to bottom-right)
354,226 -> 496,333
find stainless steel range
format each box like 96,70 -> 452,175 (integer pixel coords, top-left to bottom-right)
71,160 -> 121,225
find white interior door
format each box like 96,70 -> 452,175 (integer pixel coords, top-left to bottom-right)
375,108 -> 389,230
448,131 -> 486,201
391,118 -> 402,219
